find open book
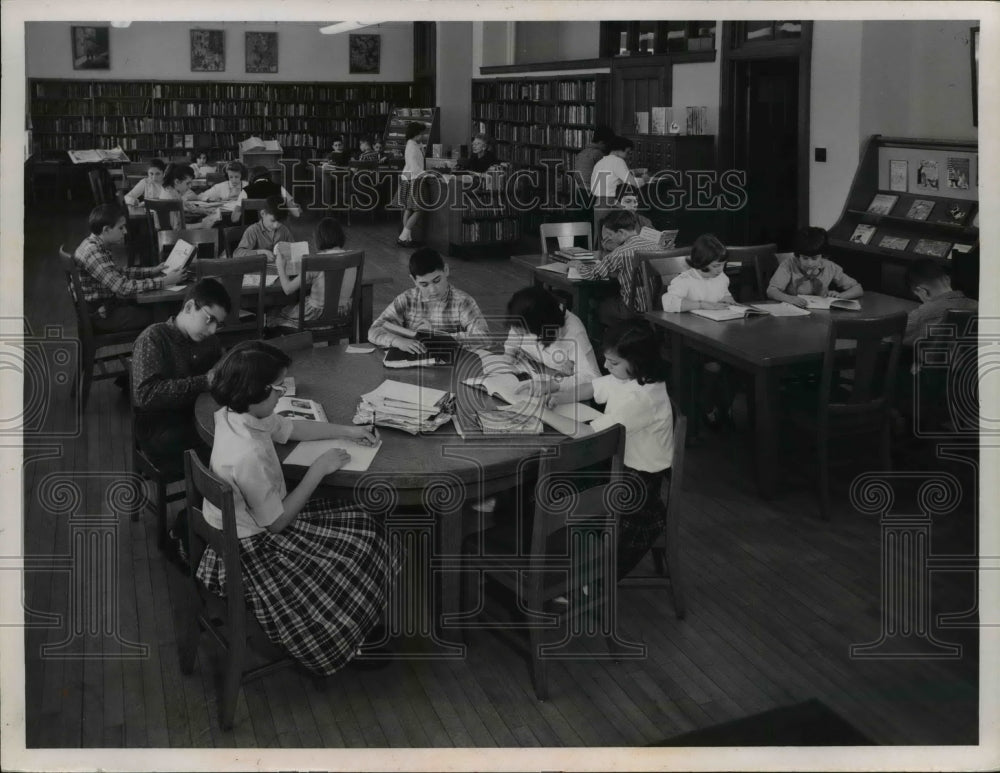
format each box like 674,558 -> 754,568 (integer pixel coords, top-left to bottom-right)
749,302 -> 811,317
276,241 -> 310,276
536,262 -> 570,275
690,305 -> 771,322
799,295 -> 862,311
463,373 -> 604,427
162,239 -> 197,273
275,396 -> 328,422
67,146 -> 130,164
239,136 -> 282,154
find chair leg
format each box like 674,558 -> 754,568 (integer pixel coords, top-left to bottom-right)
178,618 -> 201,675
650,546 -> 667,576
218,640 -> 244,731
80,346 -> 96,410
529,624 -> 548,701
156,479 -> 169,551
818,442 -> 831,521
666,540 -> 685,620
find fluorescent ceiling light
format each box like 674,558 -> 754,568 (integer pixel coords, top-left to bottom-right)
319,22 -> 372,35
110,21 -> 132,28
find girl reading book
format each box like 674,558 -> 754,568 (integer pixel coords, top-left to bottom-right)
197,340 -> 397,675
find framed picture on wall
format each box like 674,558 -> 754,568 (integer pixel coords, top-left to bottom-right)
71,26 -> 110,70
246,31 -> 278,73
191,29 -> 225,72
349,34 -> 381,74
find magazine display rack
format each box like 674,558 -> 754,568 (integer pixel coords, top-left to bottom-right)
827,135 -> 979,296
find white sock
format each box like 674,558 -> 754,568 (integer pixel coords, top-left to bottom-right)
399,228 -> 412,241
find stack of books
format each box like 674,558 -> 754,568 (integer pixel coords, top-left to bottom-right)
355,379 -> 455,435
554,246 -> 595,261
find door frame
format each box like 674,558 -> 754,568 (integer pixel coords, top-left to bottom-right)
718,21 -> 813,240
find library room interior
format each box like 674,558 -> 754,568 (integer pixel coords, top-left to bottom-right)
11,12 -> 994,762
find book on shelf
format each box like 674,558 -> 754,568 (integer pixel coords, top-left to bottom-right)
939,202 -> 972,226
879,235 -> 910,251
162,239 -> 197,273
849,224 -> 877,245
275,396 -> 328,422
889,159 -> 908,192
283,436 -> 382,472
690,305 -> 771,321
798,295 -> 862,311
67,146 -> 130,164
912,239 -> 952,259
905,199 -> 935,221
866,193 -> 898,216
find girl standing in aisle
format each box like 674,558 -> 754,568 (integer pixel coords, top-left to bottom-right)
197,340 -> 398,675
395,121 -> 427,248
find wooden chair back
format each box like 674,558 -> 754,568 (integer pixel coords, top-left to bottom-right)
635,249 -> 691,312
951,243 -> 979,300
239,198 -> 269,226
59,246 -> 96,346
223,225 -> 248,258
195,256 -> 267,339
180,450 -> 292,729
157,229 -> 220,262
145,198 -> 184,232
297,251 -> 365,343
87,167 -> 119,206
726,243 -> 777,302
539,221 -> 593,256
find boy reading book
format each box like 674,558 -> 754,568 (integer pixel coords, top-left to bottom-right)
367,248 -> 489,353
903,259 -> 978,347
767,227 -> 862,307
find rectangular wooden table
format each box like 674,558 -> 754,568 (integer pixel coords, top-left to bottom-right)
644,292 -> 917,498
136,265 -> 392,340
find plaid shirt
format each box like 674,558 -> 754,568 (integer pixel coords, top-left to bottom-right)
368,285 -> 489,347
578,232 -> 663,312
73,234 -> 162,306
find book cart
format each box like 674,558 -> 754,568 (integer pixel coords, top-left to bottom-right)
827,135 -> 979,297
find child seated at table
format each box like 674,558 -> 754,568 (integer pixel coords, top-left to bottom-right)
233,166 -> 301,223
123,158 -> 166,206
503,286 -> 602,400
191,149 -> 216,179
267,217 -> 352,332
903,259 -> 978,346
232,195 -> 295,261
157,164 -> 221,230
198,161 -> 247,204
543,321 -> 675,580
767,226 -> 862,307
661,233 -> 735,313
197,340 -> 396,676
367,247 -> 489,351
355,138 -> 379,163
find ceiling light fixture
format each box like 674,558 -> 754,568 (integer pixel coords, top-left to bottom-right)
319,22 -> 372,35
110,21 -> 132,28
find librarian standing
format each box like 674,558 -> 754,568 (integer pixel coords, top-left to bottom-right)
395,121 -> 427,248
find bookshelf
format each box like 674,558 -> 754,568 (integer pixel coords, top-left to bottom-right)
471,74 -> 610,172
28,79 -> 419,162
827,135 -> 979,297
424,174 -> 522,257
382,107 -> 440,160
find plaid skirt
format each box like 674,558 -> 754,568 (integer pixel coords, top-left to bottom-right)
617,467 -> 671,580
195,498 -> 402,676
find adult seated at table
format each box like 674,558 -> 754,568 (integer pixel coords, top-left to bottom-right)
367,247 -> 489,353
590,136 -> 649,199
568,209 -> 666,326
571,124 -> 614,196
73,203 -> 186,334
131,278 -> 230,476
455,133 -> 499,174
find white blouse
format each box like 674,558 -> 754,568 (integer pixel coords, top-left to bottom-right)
503,310 -> 601,393
589,374 -> 674,472
661,269 -> 733,313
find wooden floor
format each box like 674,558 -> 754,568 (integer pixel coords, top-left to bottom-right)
22,201 -> 979,748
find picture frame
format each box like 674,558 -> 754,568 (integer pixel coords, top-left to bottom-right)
245,31 -> 278,74
971,26 -> 979,127
71,26 -> 110,70
191,29 -> 225,72
349,33 -> 381,74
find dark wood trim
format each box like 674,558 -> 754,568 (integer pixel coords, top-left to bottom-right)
797,22 -> 813,233
610,51 -> 716,65
479,58 -> 611,75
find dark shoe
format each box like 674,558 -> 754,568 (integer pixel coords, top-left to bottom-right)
396,238 -> 417,248
165,532 -> 190,573
702,408 -> 722,431
114,373 -> 129,391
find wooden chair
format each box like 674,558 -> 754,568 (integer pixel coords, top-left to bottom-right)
788,313 -> 907,520
127,360 -> 187,549
178,450 -> 295,730
239,198 -> 268,226
912,309 -> 979,434
157,229 -> 220,263
58,246 -> 138,410
951,243 -> 979,300
539,221 -> 593,256
291,251 -> 365,344
196,256 -> 267,342
223,225 -> 248,258
87,167 -> 120,207
145,198 -> 184,233
619,401 -> 687,619
635,249 -> 691,312
726,243 -> 777,302
462,425 -> 628,700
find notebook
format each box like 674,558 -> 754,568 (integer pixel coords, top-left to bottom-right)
690,305 -> 770,321
799,295 -> 862,311
283,437 -> 382,472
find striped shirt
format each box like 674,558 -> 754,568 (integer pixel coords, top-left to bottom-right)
367,285 -> 489,348
577,232 -> 663,312
73,234 -> 162,305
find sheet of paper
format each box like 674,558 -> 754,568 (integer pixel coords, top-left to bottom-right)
346,344 -> 376,354
567,266 -> 585,281
363,379 -> 449,411
284,438 -> 382,472
750,302 -> 811,317
164,284 -> 187,293
537,262 -> 569,274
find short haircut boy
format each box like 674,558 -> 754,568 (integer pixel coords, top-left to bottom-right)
608,136 -> 634,153
507,286 -> 565,345
408,247 -> 445,278
210,340 -> 291,414
600,208 -> 641,234
164,164 -> 195,187
794,226 -> 828,257
225,160 -> 248,179
184,277 -> 232,314
906,259 -> 949,291
88,203 -> 125,235
263,194 -> 289,222
602,321 -> 668,385
315,217 -> 346,251
687,233 -> 727,270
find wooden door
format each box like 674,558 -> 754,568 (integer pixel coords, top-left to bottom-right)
610,61 -> 670,135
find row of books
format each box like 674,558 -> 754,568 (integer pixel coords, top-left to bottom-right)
493,123 -> 591,149
32,79 -> 415,101
460,218 -> 520,243
472,78 -> 599,103
495,144 -> 575,169
474,103 -> 598,126
31,118 -> 94,134
29,100 -> 92,116
863,193 -> 974,226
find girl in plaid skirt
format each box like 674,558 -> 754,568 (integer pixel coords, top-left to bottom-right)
196,341 -> 401,675
394,121 -> 427,248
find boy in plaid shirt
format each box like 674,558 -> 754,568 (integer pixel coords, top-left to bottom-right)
73,204 -> 186,334
368,248 -> 489,352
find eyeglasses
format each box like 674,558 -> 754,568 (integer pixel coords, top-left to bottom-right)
268,382 -> 288,397
200,308 -> 225,329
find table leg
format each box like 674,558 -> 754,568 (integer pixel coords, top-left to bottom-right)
359,284 -> 374,343
753,368 -> 779,498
